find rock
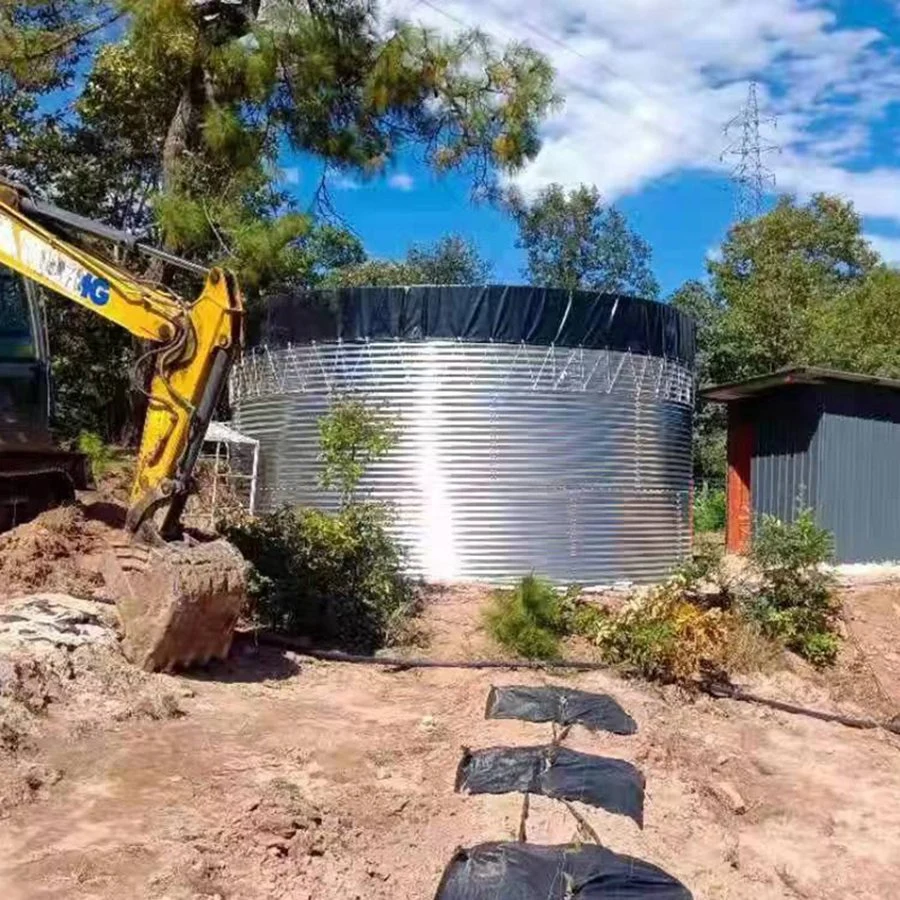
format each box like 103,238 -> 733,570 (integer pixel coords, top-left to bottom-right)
0,594 -> 114,655
711,779 -> 747,814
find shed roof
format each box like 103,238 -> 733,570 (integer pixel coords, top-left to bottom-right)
701,366 -> 900,402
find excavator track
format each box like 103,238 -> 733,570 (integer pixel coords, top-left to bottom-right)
101,535 -> 247,672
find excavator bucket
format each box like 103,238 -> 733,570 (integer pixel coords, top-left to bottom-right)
100,535 -> 247,672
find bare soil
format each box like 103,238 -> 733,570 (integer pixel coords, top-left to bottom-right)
0,583 -> 899,899
0,507 -> 116,601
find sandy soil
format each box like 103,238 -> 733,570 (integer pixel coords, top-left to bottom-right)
0,583 -> 897,899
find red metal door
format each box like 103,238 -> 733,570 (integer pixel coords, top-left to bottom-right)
726,407 -> 753,553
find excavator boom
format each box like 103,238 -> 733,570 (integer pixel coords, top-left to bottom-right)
0,182 -> 247,670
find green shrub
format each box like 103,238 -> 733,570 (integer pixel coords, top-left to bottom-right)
591,577 -> 729,680
746,509 -> 840,667
77,430 -> 116,478
223,392 -> 415,652
693,483 -> 726,533
223,502 -> 415,652
484,575 -> 568,659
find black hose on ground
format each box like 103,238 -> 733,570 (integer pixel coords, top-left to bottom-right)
255,632 -> 610,671
252,631 -> 900,736
699,679 -> 900,735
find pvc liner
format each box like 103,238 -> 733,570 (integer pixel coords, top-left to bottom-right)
485,685 -> 637,735
434,842 -> 693,900
455,745 -> 645,826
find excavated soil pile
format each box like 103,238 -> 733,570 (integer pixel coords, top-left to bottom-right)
0,596 -> 188,819
0,506 -> 119,601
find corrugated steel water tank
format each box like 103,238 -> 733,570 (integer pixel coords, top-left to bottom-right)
231,286 -> 696,584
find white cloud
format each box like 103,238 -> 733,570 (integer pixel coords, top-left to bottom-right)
280,166 -> 301,186
388,172 -> 415,191
330,173 -> 362,191
383,0 -> 900,224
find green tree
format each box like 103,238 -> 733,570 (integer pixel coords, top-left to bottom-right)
709,193 -> 878,380
670,279 -> 728,482
406,234 -> 492,284
318,395 -> 397,504
674,193 -> 900,483
2,0 -> 556,441
326,233 -> 492,287
507,183 -> 659,296
26,0 -> 555,281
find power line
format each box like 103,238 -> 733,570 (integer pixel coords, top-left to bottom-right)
721,81 -> 780,220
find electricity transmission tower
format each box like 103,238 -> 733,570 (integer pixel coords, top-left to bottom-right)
721,81 -> 779,220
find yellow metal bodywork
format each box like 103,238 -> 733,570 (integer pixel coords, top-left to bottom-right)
0,195 -> 243,531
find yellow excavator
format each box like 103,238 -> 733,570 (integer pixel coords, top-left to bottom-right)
0,180 -> 247,671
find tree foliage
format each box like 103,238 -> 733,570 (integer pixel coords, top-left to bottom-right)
2,0 -> 556,280
1,0 -> 556,441
675,193 -> 900,482
507,183 -> 659,297
709,194 -> 879,381
325,233 -> 492,286
317,395 -> 397,504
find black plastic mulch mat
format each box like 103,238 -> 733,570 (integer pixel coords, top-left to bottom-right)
485,685 -> 638,735
455,745 -> 645,826
434,842 -> 693,899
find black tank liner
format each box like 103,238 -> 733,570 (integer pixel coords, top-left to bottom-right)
259,285 -> 695,366
485,685 -> 637,735
455,745 -> 645,826
434,842 -> 693,899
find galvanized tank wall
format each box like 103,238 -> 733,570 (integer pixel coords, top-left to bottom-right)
232,339 -> 694,584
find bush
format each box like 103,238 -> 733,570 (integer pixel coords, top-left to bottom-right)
222,393 -> 415,652
223,502 -> 415,652
693,483 -> 725,533
484,575 -> 570,660
77,430 -> 117,478
591,576 -> 729,680
746,509 -> 840,667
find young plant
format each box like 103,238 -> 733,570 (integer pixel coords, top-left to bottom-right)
746,509 -> 840,667
317,395 -> 397,505
484,574 -> 567,660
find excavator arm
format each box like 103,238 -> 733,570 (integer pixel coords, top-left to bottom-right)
0,183 -> 243,537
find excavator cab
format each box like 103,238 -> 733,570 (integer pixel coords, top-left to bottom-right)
0,264 -> 90,529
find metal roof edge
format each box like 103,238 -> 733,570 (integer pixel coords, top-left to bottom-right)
701,366 -> 900,402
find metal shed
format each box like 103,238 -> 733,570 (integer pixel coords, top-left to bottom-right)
232,285 -> 696,585
703,366 -> 900,563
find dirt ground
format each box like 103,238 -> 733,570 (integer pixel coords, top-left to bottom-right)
0,578 -> 899,900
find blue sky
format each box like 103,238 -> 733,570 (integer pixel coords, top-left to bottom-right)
282,0 -> 900,296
